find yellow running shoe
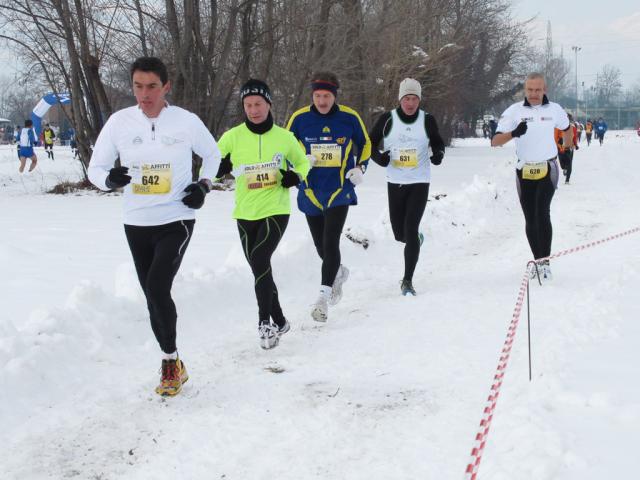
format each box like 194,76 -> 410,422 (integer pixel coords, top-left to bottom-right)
155,358 -> 189,396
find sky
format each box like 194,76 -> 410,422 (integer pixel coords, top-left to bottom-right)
511,0 -> 640,90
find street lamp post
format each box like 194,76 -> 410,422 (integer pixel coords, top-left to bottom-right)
582,81 -> 587,122
571,46 -> 581,119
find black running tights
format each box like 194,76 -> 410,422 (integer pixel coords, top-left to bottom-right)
306,205 -> 349,286
237,215 -> 289,326
388,182 -> 430,281
125,220 -> 194,354
516,164 -> 557,259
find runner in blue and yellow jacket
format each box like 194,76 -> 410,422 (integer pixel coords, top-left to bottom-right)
286,72 -> 371,323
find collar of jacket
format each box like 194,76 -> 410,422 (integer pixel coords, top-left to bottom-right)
311,103 -> 339,116
245,112 -> 274,134
523,95 -> 549,107
396,107 -> 419,124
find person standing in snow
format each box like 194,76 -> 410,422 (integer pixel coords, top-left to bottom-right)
214,79 -> 310,349
594,117 -> 607,145
286,72 -> 371,322
88,57 -> 222,397
42,124 -> 56,160
491,73 -> 573,281
584,119 -> 593,146
575,120 -> 583,143
555,113 -> 579,184
368,78 -> 445,296
16,119 -> 38,173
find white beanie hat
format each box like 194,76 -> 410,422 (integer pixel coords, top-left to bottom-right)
398,78 -> 422,100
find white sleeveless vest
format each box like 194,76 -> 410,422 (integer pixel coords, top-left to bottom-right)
384,109 -> 431,184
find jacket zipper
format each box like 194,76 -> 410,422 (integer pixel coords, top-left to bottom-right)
152,122 -> 156,140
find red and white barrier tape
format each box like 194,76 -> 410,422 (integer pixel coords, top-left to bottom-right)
464,226 -> 640,479
547,226 -> 640,262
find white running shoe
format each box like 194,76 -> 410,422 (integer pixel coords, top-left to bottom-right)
329,265 -> 350,306
530,261 -> 552,283
277,319 -> 290,335
259,323 -> 280,350
540,263 -> 553,282
311,295 -> 329,322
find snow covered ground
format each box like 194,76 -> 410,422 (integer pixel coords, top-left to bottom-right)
1,132 -> 638,479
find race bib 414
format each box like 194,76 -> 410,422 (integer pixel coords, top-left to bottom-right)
244,161 -> 279,190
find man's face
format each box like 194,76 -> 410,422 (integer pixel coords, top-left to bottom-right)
132,70 -> 170,118
312,90 -> 336,114
400,95 -> 420,116
524,78 -> 546,105
243,95 -> 270,124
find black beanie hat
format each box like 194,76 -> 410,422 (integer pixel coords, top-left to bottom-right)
240,79 -> 272,105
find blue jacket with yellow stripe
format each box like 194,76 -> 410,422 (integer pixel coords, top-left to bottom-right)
286,103 -> 371,215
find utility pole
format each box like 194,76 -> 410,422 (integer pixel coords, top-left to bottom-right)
582,81 -> 587,122
571,46 -> 581,118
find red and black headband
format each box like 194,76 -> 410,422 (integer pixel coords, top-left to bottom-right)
311,80 -> 338,97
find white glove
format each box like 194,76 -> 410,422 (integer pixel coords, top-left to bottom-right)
306,154 -> 317,167
346,167 -> 364,186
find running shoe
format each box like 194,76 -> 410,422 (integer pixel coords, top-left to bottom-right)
329,265 -> 350,306
155,358 -> 189,396
259,322 -> 281,350
401,279 -> 417,296
311,295 -> 329,322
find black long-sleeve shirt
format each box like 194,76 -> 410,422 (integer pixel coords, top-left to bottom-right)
369,108 -> 445,167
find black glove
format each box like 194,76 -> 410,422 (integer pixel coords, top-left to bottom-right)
371,149 -> 391,167
215,154 -> 232,179
182,181 -> 209,209
430,151 -> 444,165
511,121 -> 528,138
106,166 -> 131,189
280,169 -> 300,188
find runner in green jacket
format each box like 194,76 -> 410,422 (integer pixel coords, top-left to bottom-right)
215,79 -> 310,349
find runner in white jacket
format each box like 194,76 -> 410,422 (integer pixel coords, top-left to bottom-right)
88,56 -> 221,397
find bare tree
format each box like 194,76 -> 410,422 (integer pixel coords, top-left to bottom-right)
596,64 -> 623,106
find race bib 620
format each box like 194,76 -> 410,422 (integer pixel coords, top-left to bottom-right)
522,162 -> 548,180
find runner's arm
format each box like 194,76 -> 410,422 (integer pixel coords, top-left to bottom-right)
287,132 -> 311,181
191,114 -> 222,182
425,114 -> 445,156
369,112 -> 391,167
88,119 -> 119,190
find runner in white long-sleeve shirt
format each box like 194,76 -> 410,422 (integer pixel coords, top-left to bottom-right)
88,57 -> 221,397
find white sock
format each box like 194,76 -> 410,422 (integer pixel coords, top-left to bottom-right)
319,285 -> 332,298
163,351 -> 178,360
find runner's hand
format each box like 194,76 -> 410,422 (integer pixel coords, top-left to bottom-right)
346,167 -> 364,186
430,151 -> 444,165
280,169 -> 301,188
511,121 -> 528,138
306,154 -> 317,167
215,154 -> 232,180
371,149 -> 390,167
106,166 -> 131,189
182,181 -> 209,209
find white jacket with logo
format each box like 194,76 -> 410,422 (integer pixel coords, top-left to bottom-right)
88,105 -> 221,226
